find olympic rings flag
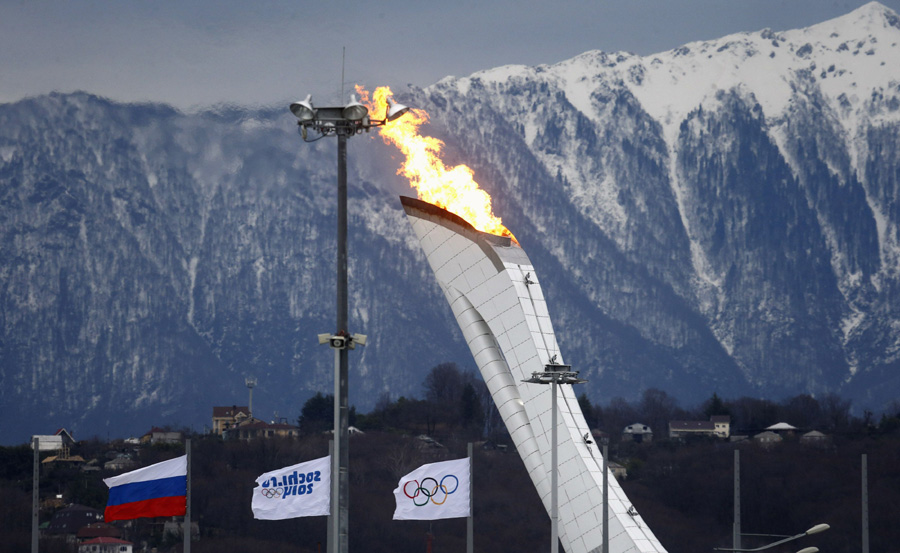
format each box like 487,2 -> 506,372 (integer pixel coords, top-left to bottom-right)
251,455 -> 331,520
393,457 -> 471,521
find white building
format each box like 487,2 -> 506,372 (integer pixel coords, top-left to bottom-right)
30,428 -> 75,451
623,423 -> 654,443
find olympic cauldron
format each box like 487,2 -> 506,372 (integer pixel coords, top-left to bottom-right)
402,197 -> 667,553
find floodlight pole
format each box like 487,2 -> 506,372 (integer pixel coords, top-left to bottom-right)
335,131 -> 350,553
290,93 -> 410,553
551,375 -> 559,553
523,363 -> 587,553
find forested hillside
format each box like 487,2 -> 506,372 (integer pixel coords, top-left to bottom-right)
3,386 -> 899,553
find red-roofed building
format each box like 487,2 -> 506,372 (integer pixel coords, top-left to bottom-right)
77,537 -> 133,553
76,522 -> 124,541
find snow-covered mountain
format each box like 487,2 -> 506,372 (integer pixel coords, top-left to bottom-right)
2,2 -> 899,444
408,1 -> 900,399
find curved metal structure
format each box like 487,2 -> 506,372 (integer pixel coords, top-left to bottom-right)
402,196 -> 666,553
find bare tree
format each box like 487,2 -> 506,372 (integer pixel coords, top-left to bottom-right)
820,393 -> 852,433
423,362 -> 465,405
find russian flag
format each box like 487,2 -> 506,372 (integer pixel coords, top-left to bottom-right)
103,455 -> 187,522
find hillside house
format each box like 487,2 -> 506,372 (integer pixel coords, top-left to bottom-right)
754,430 -> 783,445
104,455 -> 136,471
765,422 -> 798,436
140,427 -> 182,445
212,405 -> 250,435
609,461 -> 628,480
622,423 -> 653,443
46,505 -> 104,537
669,420 -> 715,439
800,430 -> 831,447
76,523 -> 124,542
711,415 -> 731,438
78,537 -> 133,553
31,428 -> 75,452
669,416 -> 731,439
222,419 -> 299,441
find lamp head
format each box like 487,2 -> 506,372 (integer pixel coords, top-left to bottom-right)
804,524 -> 830,536
342,94 -> 368,121
290,94 -> 315,121
386,98 -> 410,121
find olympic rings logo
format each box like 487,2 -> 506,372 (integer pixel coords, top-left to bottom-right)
260,487 -> 284,499
402,475 -> 459,506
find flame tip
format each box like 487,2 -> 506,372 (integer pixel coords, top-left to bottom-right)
360,85 -> 514,239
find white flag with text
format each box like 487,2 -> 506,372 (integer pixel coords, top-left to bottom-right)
393,457 -> 470,520
252,455 -> 331,520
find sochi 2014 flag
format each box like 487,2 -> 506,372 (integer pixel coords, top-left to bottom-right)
252,455 -> 331,520
103,455 -> 187,522
393,457 -> 470,520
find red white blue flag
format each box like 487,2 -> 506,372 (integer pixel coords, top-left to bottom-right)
393,457 -> 470,520
103,455 -> 187,522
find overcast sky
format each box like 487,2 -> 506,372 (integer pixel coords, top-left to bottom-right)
2,0 -> 899,112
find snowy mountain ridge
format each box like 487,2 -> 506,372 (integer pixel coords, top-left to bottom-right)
463,2 -> 900,150
2,4 -> 900,444
413,2 -> 900,402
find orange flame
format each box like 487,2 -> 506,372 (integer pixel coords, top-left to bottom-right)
357,85 -> 516,242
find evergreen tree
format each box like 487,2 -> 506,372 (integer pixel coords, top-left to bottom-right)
703,392 -> 729,418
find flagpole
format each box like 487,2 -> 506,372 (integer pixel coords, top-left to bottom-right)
331,346 -> 341,553
184,438 -> 191,553
32,437 -> 39,553
327,440 -> 334,553
602,442 -> 609,553
467,442 -> 473,553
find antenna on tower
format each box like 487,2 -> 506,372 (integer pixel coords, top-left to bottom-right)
245,377 -> 257,419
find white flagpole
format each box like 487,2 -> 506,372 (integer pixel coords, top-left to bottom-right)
467,442 -> 473,553
602,442 -> 609,553
327,440 -> 334,553
184,438 -> 191,553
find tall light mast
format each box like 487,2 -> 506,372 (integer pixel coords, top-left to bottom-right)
245,377 -> 257,418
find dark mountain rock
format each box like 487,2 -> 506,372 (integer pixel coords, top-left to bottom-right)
2,4 -> 900,444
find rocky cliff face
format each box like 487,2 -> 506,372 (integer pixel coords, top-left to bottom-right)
2,3 -> 899,444
0,95 -> 462,443
405,2 -> 900,412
